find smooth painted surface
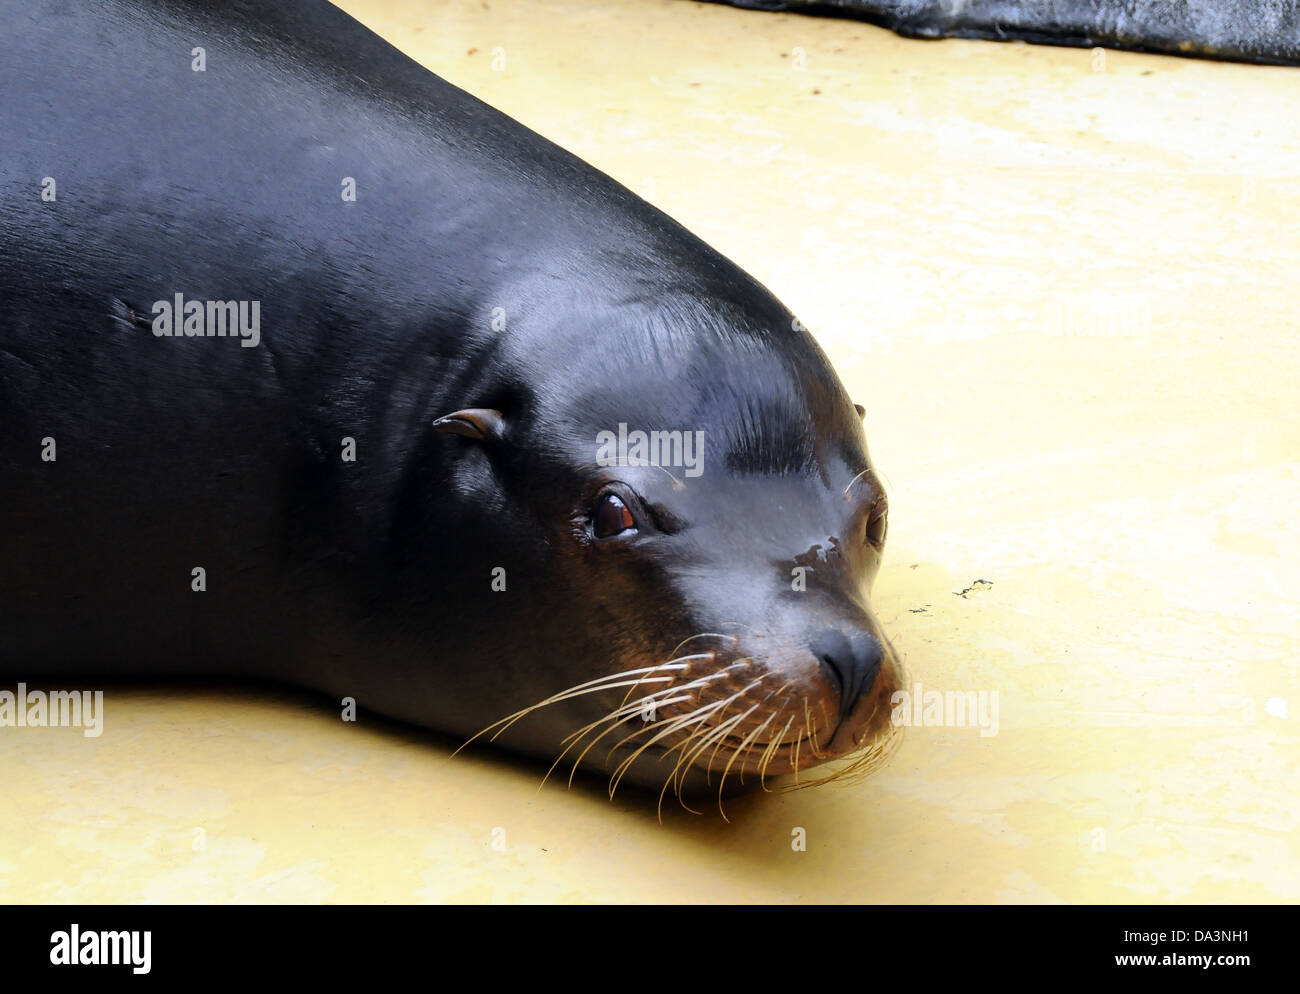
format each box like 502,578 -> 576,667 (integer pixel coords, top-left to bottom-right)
4,0 -> 1297,903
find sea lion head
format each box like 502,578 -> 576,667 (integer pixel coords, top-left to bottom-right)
431,268 -> 902,811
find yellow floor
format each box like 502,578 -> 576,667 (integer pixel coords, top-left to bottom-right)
5,0 -> 1297,903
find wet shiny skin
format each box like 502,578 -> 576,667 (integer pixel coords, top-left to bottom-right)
5,0 -> 1296,902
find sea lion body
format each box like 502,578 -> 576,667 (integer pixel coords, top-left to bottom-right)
712,0 -> 1300,67
0,0 -> 901,798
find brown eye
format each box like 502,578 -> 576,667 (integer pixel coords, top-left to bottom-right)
593,493 -> 637,539
865,503 -> 888,549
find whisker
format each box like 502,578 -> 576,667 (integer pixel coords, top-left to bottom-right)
481,677 -> 677,743
562,673 -> 721,748
803,697 -> 824,758
658,707 -> 758,822
645,707 -> 732,817
843,467 -> 872,496
781,701 -> 905,791
666,632 -> 739,660
687,704 -> 761,823
656,674 -> 767,797
617,658 -> 753,725
648,669 -> 775,819
607,702 -> 716,773
617,653 -> 716,707
758,714 -> 796,792
539,693 -> 697,791
680,696 -> 761,786
563,689 -> 706,787
607,696 -> 735,798
599,666 -> 738,762
731,679 -> 791,784
718,711 -> 775,799
702,677 -> 770,777
451,663 -> 688,757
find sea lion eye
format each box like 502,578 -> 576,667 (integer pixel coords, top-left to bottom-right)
865,502 -> 888,549
592,493 -> 637,539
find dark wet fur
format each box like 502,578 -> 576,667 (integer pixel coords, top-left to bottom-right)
713,0 -> 1300,67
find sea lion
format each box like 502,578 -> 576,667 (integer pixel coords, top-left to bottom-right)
0,0 -> 902,811
710,0 -> 1300,67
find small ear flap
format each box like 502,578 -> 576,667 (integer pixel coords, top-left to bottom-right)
854,404 -> 866,420
432,408 -> 504,441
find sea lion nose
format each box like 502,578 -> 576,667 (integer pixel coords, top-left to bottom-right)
811,628 -> 883,723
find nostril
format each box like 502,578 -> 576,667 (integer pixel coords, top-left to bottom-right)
811,628 -> 884,725
813,629 -> 851,702
817,653 -> 846,702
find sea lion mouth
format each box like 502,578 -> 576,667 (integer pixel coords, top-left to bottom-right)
597,694 -> 903,821
454,632 -> 904,820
